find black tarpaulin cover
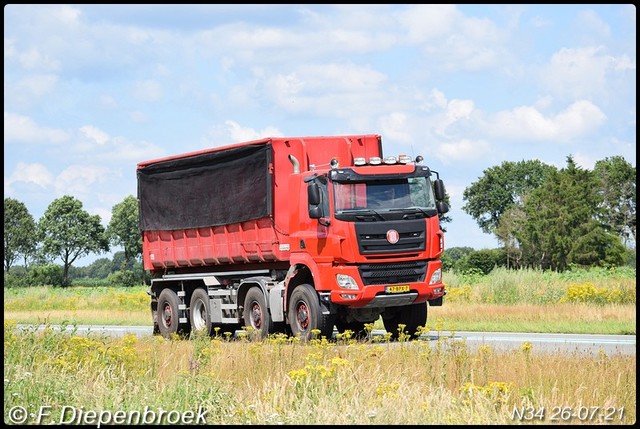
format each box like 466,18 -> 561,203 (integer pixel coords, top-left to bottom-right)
138,144 -> 272,231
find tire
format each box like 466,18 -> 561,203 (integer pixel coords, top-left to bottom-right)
335,320 -> 367,339
190,288 -> 214,336
157,288 -> 190,338
242,287 -> 273,339
382,302 -> 427,340
288,284 -> 335,341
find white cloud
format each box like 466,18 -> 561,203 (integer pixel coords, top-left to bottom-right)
223,120 -> 284,143
5,74 -> 59,107
435,99 -> 475,136
578,9 -> 610,38
488,100 -> 606,141
4,162 -> 54,194
539,46 -> 633,100
54,165 -> 110,197
395,4 -> 458,43
437,138 -> 491,163
4,112 -> 69,143
378,112 -> 412,143
79,125 -> 110,145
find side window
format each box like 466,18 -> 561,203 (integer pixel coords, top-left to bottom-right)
408,177 -> 433,207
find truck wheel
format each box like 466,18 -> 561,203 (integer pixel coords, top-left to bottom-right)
190,288 -> 213,336
157,288 -> 190,338
382,302 -> 427,340
335,320 -> 367,339
288,284 -> 335,341
243,287 -> 273,339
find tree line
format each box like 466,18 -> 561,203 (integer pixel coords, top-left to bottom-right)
3,154 -> 636,286
462,155 -> 635,271
4,195 -> 140,286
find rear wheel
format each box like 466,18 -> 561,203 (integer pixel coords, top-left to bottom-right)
190,288 -> 214,336
382,302 -> 427,340
243,287 -> 273,339
157,288 -> 190,338
288,284 -> 335,341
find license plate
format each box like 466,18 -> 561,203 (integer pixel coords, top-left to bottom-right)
385,285 -> 410,293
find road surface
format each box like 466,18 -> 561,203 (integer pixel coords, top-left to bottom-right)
17,324 -> 636,356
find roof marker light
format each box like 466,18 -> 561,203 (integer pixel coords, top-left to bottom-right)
384,155 -> 397,164
398,155 -> 412,164
354,157 -> 366,166
369,156 -> 382,165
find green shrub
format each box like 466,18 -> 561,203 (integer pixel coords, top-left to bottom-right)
459,249 -> 506,275
107,270 -> 139,287
27,264 -> 64,287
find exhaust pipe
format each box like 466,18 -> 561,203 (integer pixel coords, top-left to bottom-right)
288,154 -> 300,174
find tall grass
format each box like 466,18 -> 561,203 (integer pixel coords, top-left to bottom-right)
4,321 -> 635,425
444,266 -> 636,305
3,267 -> 636,334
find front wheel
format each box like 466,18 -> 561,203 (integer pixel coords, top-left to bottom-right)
288,284 -> 335,341
382,302 -> 427,340
243,287 -> 273,339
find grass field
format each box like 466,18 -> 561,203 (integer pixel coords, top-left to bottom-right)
4,267 -> 635,425
3,321 -> 635,425
4,266 -> 636,335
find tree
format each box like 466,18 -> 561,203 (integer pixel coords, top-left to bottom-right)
593,156 -> 636,246
107,195 -> 142,269
520,156 -> 623,271
38,195 -> 110,286
462,160 -> 556,235
494,205 -> 527,269
4,198 -> 37,272
441,246 -> 475,271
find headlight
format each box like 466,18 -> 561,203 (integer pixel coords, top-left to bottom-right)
336,274 -> 359,290
429,268 -> 442,285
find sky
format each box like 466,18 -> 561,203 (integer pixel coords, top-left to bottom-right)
4,4 -> 637,267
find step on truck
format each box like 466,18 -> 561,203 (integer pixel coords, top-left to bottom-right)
137,134 -> 449,341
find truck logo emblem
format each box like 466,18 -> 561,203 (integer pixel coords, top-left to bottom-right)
386,229 -> 400,244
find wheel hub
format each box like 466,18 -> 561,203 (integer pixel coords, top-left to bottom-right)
163,304 -> 173,326
297,304 -> 309,329
251,303 -> 262,328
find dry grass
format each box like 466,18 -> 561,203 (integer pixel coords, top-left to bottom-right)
3,309 -> 151,326
430,303 -> 636,334
4,323 -> 635,425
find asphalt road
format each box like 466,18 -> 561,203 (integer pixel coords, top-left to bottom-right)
17,324 -> 636,356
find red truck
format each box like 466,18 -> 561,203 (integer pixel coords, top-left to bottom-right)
137,134 -> 449,341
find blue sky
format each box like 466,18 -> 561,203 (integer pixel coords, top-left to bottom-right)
4,4 -> 636,267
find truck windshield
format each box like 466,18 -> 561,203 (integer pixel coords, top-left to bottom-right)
333,177 -> 437,220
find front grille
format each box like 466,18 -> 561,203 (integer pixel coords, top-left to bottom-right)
355,219 -> 426,254
358,260 -> 427,285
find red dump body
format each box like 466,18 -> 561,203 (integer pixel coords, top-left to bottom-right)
137,135 -> 383,273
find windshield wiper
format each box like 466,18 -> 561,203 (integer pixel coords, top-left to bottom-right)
389,207 -> 432,218
338,208 -> 386,221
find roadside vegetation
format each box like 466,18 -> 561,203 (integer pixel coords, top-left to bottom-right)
4,321 -> 635,425
4,266 -> 635,335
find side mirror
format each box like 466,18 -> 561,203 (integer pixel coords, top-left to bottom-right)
307,183 -> 321,206
309,205 -> 322,219
434,179 -> 446,201
437,201 -> 449,214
